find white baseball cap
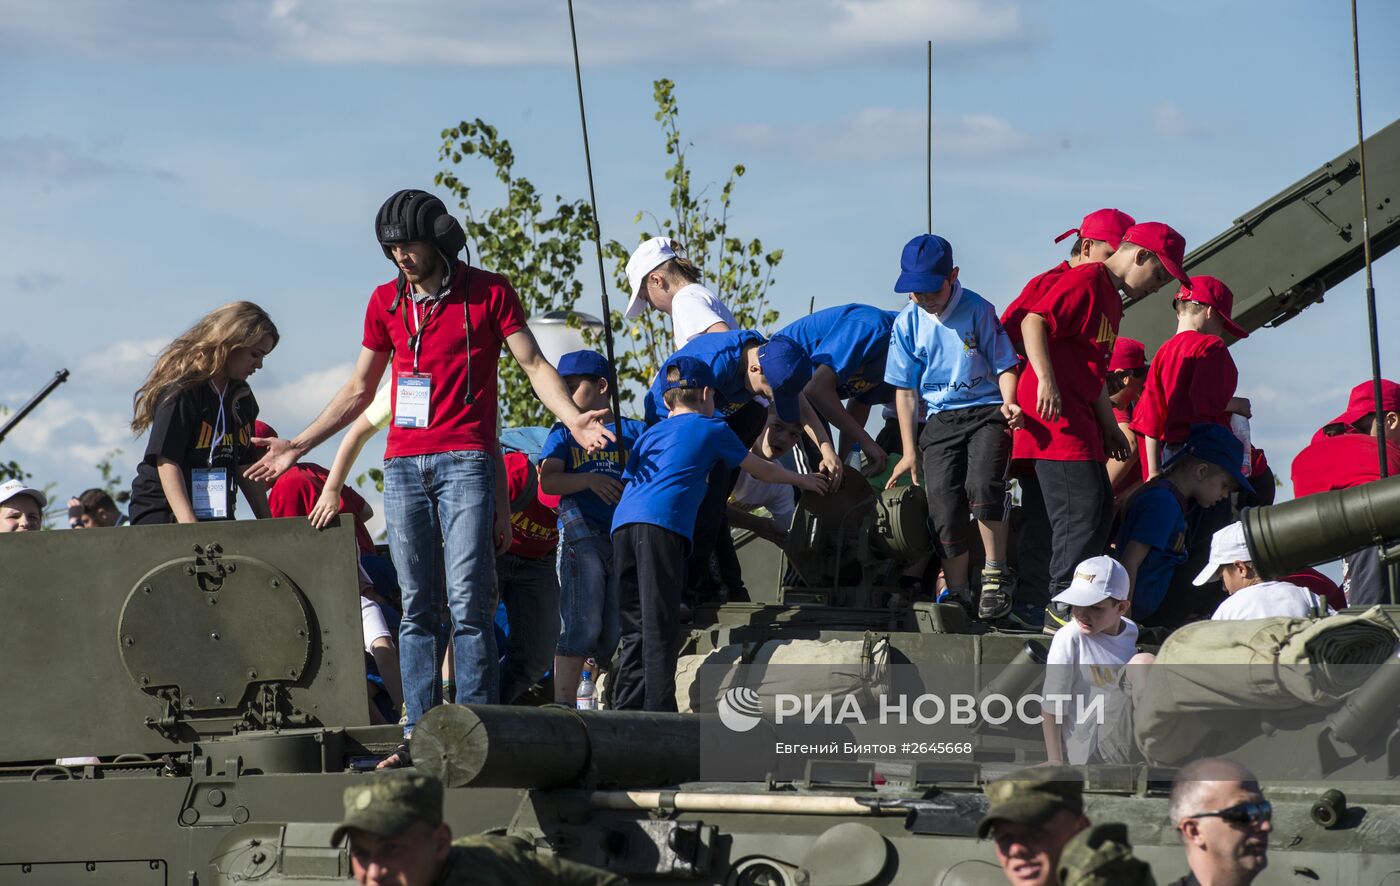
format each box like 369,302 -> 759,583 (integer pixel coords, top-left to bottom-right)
1052,555 -> 1130,607
1193,521 -> 1252,586
0,478 -> 47,510
624,237 -> 680,319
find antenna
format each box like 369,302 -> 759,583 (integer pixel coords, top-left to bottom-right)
926,40 -> 933,233
1349,0 -> 1393,603
567,0 -> 626,451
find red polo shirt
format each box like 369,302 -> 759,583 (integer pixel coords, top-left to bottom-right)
1130,330 -> 1237,466
362,262 -> 527,459
1012,262 -> 1121,462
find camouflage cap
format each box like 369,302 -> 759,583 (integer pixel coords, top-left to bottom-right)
1057,822 -> 1156,886
330,772 -> 444,846
976,766 -> 1085,838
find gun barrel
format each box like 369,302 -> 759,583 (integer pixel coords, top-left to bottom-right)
1243,473 -> 1400,580
0,369 -> 70,444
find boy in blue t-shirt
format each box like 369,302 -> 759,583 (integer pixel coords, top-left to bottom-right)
777,304 -> 899,473
883,234 -> 1023,620
539,350 -> 648,706
612,356 -> 829,712
1115,422 -> 1252,627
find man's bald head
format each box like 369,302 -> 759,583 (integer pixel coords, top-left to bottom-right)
1169,757 -> 1259,826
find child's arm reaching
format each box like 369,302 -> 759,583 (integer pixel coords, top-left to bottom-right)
740,454 -> 831,495
309,413 -> 380,529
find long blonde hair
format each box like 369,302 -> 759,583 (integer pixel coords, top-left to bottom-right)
131,301 -> 279,434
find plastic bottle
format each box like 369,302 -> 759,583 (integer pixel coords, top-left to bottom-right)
576,659 -> 597,710
557,495 -> 594,544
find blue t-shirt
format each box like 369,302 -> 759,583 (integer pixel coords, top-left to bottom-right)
644,330 -> 765,423
540,417 -> 648,530
611,412 -> 752,540
777,305 -> 898,403
883,286 -> 1018,416
1115,481 -> 1189,620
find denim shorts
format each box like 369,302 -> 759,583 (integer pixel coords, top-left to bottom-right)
556,531 -> 620,659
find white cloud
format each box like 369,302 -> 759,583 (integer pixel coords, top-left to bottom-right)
1,0 -> 1031,67
0,136 -> 176,184
255,362 -> 356,431
78,338 -> 169,383
711,108 -> 1048,165
1148,101 -> 1204,140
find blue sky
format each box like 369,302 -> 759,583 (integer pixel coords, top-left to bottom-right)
2,0 -> 1398,533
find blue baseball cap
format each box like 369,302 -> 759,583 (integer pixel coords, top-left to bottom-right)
894,234 -> 954,294
557,349 -> 612,380
661,355 -> 717,393
1165,423 -> 1254,494
757,334 -> 813,422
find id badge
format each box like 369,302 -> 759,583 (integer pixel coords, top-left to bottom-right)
191,467 -> 228,520
395,373 -> 432,428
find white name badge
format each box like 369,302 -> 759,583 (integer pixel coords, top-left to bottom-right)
191,467 -> 228,520
395,374 -> 432,428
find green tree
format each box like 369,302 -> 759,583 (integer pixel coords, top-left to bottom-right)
597,78 -> 783,406
432,79 -> 782,419
434,121 -> 597,428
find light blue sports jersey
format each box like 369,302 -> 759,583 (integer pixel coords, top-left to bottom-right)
883,285 -> 1018,416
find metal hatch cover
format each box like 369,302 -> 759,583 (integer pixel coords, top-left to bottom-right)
118,546 -> 312,711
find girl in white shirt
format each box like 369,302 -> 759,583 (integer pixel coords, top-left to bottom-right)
624,237 -> 738,348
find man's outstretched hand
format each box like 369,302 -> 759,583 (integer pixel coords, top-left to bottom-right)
246,437 -> 300,482
568,410 -> 617,452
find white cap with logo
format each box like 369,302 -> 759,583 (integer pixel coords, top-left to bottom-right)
1193,521 -> 1252,586
1052,555 -> 1130,607
0,478 -> 47,510
624,237 -> 680,319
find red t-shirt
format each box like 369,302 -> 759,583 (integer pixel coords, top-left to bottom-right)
504,451 -> 559,560
1012,262 -> 1122,462
1130,331 -> 1237,463
1291,432 -> 1400,497
1001,261 -> 1071,353
268,462 -> 375,554
362,262 -> 527,459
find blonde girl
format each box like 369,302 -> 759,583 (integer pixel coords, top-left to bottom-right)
128,301 -> 279,524
623,237 -> 737,348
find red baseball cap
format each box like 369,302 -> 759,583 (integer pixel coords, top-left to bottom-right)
1054,208 -> 1137,250
1324,379 -> 1400,431
1175,275 -> 1247,340
1121,222 -> 1190,287
1108,337 -> 1147,372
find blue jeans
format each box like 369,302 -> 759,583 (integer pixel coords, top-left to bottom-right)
384,450 -> 498,728
556,532 -> 619,660
496,551 -> 560,703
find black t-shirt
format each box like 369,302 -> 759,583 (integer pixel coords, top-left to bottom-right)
129,381 -> 259,524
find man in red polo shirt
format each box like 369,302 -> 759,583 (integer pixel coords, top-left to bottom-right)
249,190 -> 612,766
1011,222 -> 1190,633
1292,379 -> 1400,607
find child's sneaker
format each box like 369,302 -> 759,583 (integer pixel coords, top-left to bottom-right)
1043,601 -> 1073,636
937,586 -> 974,613
978,565 -> 1015,620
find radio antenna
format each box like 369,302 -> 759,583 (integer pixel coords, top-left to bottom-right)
567,0 -> 626,450
926,40 -> 933,233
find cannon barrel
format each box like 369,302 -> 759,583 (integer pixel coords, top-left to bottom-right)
410,704 -> 704,789
1243,473 -> 1400,586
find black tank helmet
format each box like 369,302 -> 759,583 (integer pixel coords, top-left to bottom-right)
375,189 -> 467,271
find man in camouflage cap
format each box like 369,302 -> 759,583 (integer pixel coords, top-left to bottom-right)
1057,823 -> 1156,886
333,771 -> 625,885
977,766 -> 1090,886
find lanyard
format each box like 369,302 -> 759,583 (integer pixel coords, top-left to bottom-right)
208,381 -> 228,467
401,296 -> 446,374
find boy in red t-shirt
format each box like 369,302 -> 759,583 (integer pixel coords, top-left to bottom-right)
1292,379 -> 1400,606
496,448 -> 562,704
1131,276 -> 1252,478
1011,222 -> 1190,633
1106,338 -> 1149,505
1001,208 -> 1136,354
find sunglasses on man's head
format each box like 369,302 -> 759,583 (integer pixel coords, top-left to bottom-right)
1187,800 -> 1272,826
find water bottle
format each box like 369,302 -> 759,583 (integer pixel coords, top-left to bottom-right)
557,495 -> 594,544
575,660 -> 597,710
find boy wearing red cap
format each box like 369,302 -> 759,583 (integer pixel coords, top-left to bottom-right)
1014,222 -> 1190,633
1291,379 -> 1400,606
1106,338 -> 1149,503
1131,276 -> 1252,479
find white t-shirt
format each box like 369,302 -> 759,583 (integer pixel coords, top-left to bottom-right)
671,283 -> 738,347
730,472 -> 796,531
1043,617 -> 1139,765
1212,581 -> 1329,621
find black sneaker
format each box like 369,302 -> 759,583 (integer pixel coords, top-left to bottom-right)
978,566 -> 1015,620
1043,602 -> 1072,636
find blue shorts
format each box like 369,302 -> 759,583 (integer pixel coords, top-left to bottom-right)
556,530 -> 620,660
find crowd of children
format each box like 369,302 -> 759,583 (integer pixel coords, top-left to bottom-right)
20,192 -> 1400,738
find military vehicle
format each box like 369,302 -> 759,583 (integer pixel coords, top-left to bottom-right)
2,122 -> 1399,884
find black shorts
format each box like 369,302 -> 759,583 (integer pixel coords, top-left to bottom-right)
918,403 -> 1012,558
